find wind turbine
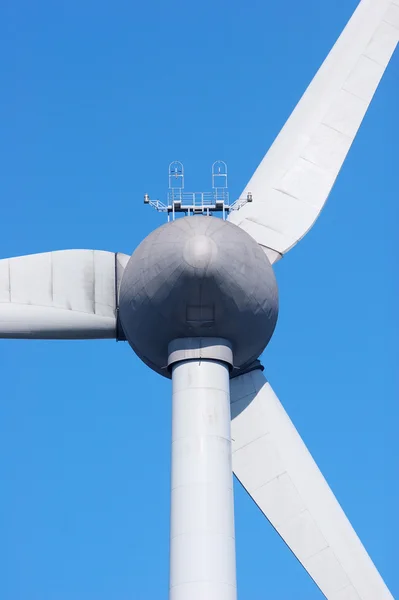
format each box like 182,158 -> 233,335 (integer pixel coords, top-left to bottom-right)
0,0 -> 397,598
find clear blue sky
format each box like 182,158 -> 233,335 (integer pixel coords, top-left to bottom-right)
0,0 -> 397,598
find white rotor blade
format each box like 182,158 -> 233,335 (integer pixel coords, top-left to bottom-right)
228,0 -> 399,263
230,369 -> 393,600
0,250 -> 129,339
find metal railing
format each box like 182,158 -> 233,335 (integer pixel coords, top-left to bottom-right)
143,161 -> 252,221
167,189 -> 229,206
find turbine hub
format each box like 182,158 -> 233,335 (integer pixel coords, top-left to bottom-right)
119,216 -> 278,376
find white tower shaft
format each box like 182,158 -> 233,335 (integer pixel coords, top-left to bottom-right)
169,340 -> 237,600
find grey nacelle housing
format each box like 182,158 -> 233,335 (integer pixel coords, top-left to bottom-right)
119,216 -> 278,376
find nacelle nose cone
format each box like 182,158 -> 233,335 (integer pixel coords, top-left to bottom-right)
183,234 -> 217,271
119,216 -> 278,377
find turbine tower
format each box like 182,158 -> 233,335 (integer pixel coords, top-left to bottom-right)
1,1 -> 397,598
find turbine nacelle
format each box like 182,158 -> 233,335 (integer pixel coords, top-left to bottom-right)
118,216 -> 279,376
